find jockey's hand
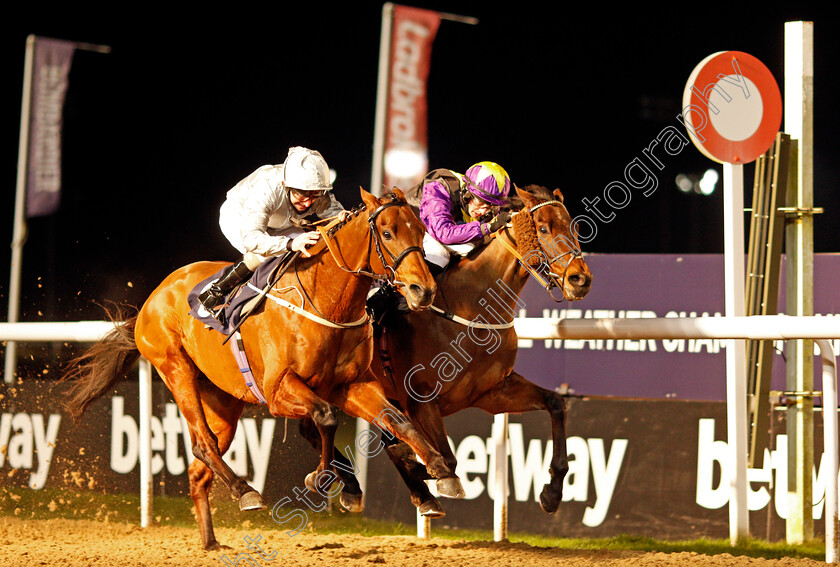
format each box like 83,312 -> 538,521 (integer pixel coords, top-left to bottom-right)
290,231 -> 321,257
337,210 -> 352,222
486,210 -> 512,233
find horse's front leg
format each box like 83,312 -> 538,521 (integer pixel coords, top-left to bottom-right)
298,417 -> 364,512
267,370 -> 339,496
472,370 -> 568,513
399,394 -> 464,501
382,435 -> 446,517
332,373 -> 464,499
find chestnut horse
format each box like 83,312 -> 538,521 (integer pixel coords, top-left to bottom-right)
62,188 -> 463,550
304,184 -> 592,517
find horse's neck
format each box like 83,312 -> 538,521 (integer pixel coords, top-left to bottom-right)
439,232 -> 526,319
294,216 -> 372,322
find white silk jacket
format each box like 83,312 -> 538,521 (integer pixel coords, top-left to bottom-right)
218,164 -> 345,257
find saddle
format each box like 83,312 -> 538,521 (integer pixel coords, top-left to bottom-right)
187,254 -> 293,335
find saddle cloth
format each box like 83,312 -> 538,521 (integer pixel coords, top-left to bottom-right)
186,256 -> 286,335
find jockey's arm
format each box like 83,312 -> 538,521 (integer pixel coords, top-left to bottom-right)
420,181 -> 486,245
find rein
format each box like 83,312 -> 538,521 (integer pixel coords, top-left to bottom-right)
426,197 -> 583,330
267,195 -> 423,329
316,197 -> 424,286
428,305 -> 515,329
490,199 -> 583,303
256,282 -> 369,328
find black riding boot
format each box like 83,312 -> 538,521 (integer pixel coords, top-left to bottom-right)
425,260 -> 444,278
198,259 -> 254,313
367,285 -> 411,333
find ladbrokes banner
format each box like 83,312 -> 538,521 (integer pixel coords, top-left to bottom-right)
383,5 -> 440,191
26,36 -> 75,217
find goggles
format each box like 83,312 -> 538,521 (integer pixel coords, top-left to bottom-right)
289,187 -> 326,200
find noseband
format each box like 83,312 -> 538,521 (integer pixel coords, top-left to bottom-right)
493,199 -> 584,302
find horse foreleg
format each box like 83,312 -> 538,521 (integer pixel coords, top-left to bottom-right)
298,417 -> 363,512
268,370 -> 339,497
472,371 -> 568,513
383,435 -> 446,517
333,375 -> 464,499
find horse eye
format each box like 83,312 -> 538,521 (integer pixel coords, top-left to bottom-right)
383,230 -> 393,239
539,226 -> 549,234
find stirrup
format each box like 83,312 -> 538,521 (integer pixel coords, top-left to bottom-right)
198,259 -> 254,317
198,289 -> 226,318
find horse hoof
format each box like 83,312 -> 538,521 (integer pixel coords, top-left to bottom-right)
539,488 -> 560,514
305,472 -> 318,492
204,539 -> 232,551
239,491 -> 266,511
340,492 -> 364,513
204,540 -> 231,551
418,499 -> 445,518
435,477 -> 465,499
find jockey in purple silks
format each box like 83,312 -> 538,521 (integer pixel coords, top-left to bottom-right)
367,161 -> 511,323
417,161 -> 512,273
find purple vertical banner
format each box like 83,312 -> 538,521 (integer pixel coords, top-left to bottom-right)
26,37 -> 76,218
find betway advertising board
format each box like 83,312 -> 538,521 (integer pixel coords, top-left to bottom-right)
0,379 -> 316,503
2,382 -> 831,541
365,402 -> 833,541
2,254 -> 838,541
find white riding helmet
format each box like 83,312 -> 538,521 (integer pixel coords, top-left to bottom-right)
282,146 -> 333,192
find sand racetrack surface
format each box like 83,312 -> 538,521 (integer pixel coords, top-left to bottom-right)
0,517 -> 827,567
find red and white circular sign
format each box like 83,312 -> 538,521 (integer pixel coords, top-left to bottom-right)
682,51 -> 782,164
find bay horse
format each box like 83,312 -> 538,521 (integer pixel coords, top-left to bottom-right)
61,188 -> 463,550
303,184 -> 592,517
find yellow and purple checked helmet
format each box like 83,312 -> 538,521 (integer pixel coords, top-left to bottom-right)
462,161 -> 510,207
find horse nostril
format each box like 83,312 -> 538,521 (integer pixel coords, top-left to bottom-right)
408,283 -> 433,304
567,274 -> 584,287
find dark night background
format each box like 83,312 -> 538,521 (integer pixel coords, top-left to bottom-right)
2,3 -> 838,326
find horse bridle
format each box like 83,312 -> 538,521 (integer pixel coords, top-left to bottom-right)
494,199 -> 584,303
316,195 -> 424,287
367,198 -> 425,286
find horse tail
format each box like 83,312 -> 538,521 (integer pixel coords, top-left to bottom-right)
62,304 -> 141,423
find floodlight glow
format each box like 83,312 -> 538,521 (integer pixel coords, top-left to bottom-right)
384,148 -> 426,179
698,168 -> 719,195
675,173 -> 693,193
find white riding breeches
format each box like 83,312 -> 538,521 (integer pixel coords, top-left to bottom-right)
423,233 -> 477,269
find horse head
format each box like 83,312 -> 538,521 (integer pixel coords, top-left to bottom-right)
361,187 -> 436,310
511,185 -> 592,301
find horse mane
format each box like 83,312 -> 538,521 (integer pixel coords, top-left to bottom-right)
459,184 -> 553,262
297,191 -> 405,259
506,184 -> 554,212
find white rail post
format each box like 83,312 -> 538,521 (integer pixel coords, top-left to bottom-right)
493,413 -> 509,541
722,161 -> 749,543
138,357 -> 153,528
417,508 -> 431,539
817,340 -> 839,564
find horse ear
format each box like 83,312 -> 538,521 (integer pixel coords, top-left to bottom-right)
360,187 -> 380,210
514,184 -> 539,208
391,186 -> 406,201
553,188 -> 565,203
